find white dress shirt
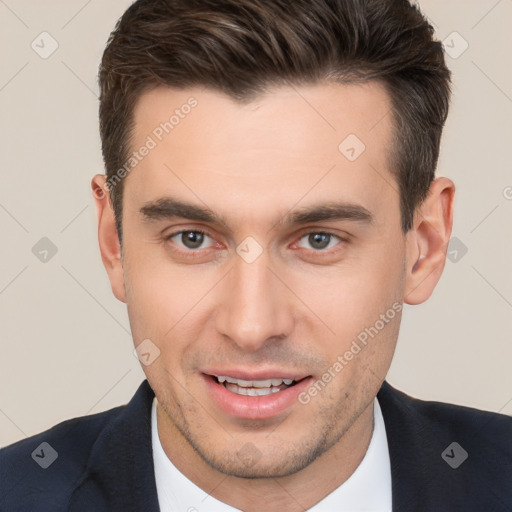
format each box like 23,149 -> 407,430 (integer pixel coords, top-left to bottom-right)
152,396 -> 392,511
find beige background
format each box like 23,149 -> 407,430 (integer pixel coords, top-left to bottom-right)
1,0 -> 511,447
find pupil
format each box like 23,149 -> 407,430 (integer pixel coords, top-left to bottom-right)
309,233 -> 330,249
182,231 -> 204,249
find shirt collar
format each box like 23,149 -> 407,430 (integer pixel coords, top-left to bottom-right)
151,397 -> 391,511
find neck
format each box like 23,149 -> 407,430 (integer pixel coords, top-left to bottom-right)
156,401 -> 375,512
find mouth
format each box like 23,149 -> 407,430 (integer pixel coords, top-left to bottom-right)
215,375 -> 299,396
202,371 -> 313,420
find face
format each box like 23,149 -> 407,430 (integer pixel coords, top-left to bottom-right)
108,82 -> 410,478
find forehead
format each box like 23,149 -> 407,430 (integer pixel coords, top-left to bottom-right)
125,82 -> 397,227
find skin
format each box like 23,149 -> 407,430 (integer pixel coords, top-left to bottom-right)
92,82 -> 454,511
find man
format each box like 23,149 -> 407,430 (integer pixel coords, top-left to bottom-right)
1,0 -> 511,510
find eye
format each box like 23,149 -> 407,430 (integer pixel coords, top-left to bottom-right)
296,232 -> 341,251
168,230 -> 214,250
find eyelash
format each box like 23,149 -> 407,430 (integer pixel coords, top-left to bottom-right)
164,230 -> 217,259
164,229 -> 347,257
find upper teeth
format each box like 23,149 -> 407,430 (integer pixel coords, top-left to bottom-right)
217,376 -> 294,388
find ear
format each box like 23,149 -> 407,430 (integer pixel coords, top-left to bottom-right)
404,177 -> 455,305
91,175 -> 126,303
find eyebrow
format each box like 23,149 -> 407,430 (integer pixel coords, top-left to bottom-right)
140,198 -> 224,225
140,198 -> 373,228
280,203 -> 373,226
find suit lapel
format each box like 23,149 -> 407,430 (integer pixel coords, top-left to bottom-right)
68,380 -> 160,511
67,378 -> 485,511
377,381 -> 457,512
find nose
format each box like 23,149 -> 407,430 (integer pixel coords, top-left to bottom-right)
214,252 -> 294,351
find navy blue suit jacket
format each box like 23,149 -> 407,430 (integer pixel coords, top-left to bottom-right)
1,380 -> 511,511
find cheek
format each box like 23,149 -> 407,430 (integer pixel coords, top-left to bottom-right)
123,248 -> 183,340
123,245 -> 219,360
295,239 -> 405,350
124,236 -> 183,300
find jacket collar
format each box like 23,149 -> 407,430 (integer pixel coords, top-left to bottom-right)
377,381 -> 450,511
69,379 -> 441,511
69,379 -> 160,511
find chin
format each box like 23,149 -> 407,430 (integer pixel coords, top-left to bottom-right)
194,434 -> 334,480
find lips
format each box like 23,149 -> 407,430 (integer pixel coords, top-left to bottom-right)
202,371 -> 312,420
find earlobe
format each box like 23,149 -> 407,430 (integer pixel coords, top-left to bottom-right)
91,175 -> 127,303
404,177 -> 455,305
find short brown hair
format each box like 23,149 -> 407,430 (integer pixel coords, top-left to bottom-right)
99,0 -> 451,238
